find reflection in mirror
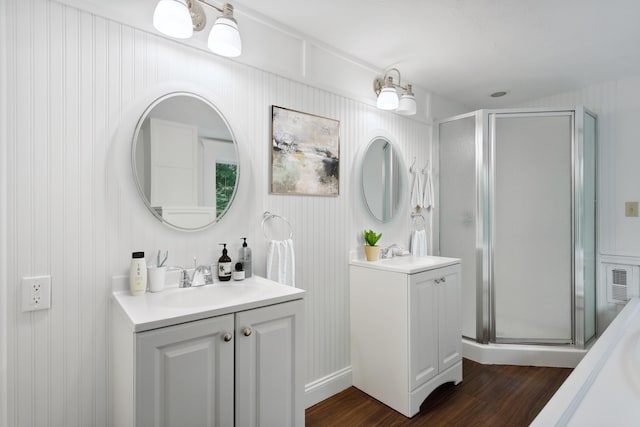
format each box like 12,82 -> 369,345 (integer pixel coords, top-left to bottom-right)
361,137 -> 403,222
132,92 -> 239,230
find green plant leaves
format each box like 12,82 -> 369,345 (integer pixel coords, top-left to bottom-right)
363,229 -> 382,246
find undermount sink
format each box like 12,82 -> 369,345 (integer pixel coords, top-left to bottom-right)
379,256 -> 434,264
152,282 -> 265,309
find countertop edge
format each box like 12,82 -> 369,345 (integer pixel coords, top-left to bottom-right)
112,277 -> 306,333
349,256 -> 461,274
129,292 -> 305,332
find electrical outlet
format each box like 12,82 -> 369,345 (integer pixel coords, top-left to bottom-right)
625,201 -> 639,217
21,275 -> 51,312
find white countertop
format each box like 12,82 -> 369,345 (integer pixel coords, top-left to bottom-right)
112,275 -> 305,332
350,255 -> 460,274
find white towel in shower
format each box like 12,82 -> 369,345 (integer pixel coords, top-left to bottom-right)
266,238 -> 296,287
422,168 -> 434,209
410,229 -> 427,256
410,170 -> 423,209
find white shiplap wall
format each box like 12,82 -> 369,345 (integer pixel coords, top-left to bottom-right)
3,0 -> 431,425
519,77 -> 640,258
518,77 -> 640,333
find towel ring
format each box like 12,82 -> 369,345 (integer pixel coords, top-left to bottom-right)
261,211 -> 293,240
411,212 -> 426,230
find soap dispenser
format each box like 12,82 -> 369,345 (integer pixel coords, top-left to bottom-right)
218,243 -> 232,282
129,251 -> 147,296
239,238 -> 252,278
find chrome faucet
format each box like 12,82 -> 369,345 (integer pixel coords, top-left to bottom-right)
380,244 -> 400,259
381,244 -> 410,258
192,264 -> 213,286
178,257 -> 214,288
179,269 -> 192,288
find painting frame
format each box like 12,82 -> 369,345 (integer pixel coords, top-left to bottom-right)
270,105 -> 340,196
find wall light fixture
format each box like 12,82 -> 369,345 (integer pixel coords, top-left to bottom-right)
153,0 -> 242,58
373,68 -> 416,116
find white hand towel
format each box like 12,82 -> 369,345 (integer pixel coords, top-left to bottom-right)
422,169 -> 434,209
410,229 -> 427,256
410,170 -> 423,209
266,239 -> 296,287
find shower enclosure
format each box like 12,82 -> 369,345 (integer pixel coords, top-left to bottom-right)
438,108 -> 597,348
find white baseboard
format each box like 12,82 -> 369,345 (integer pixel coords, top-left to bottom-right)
304,366 -> 352,409
463,338 -> 587,368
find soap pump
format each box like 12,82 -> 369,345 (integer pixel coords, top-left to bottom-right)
218,243 -> 232,282
239,238 -> 252,278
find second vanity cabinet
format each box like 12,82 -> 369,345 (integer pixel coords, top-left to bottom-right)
350,256 -> 462,418
112,277 -> 305,427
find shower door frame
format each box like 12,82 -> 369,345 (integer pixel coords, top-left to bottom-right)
437,107 -> 598,348
487,109 -> 576,345
435,110 -> 490,343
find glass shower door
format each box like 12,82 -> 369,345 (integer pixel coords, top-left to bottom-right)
490,112 -> 573,343
581,111 -> 597,345
439,114 -> 481,340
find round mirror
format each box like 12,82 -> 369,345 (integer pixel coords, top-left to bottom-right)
361,137 -> 404,222
132,92 -> 239,231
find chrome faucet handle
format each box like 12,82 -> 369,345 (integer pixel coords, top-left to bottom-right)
179,269 -> 192,288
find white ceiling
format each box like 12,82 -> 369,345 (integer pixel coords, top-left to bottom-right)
232,0 -> 640,108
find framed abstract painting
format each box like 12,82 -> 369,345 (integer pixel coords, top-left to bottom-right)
271,106 -> 340,196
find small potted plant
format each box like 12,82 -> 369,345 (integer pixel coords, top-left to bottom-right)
363,229 -> 382,261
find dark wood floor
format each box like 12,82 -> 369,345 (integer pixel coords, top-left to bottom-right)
306,359 -> 572,427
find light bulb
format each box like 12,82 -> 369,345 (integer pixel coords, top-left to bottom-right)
208,16 -> 242,57
377,87 -> 399,110
396,93 -> 416,115
153,0 -> 193,39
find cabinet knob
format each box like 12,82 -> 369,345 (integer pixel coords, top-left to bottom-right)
435,278 -> 441,284
223,333 -> 233,342
243,328 -> 252,337
442,277 -> 447,283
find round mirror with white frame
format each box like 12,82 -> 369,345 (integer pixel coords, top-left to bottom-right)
361,136 -> 405,223
132,92 -> 239,231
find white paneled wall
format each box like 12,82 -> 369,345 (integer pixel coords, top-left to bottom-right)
3,0 -> 431,425
519,77 -> 640,258
1,1 -> 8,425
519,77 -> 640,333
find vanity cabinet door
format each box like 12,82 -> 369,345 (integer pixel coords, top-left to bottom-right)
409,264 -> 462,390
438,266 -> 462,372
235,299 -> 305,427
409,271 -> 439,391
136,314 -> 235,427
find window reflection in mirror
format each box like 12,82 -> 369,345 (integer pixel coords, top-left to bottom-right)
132,92 -> 239,231
361,137 -> 403,223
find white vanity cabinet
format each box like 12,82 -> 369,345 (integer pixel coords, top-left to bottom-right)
135,314 -> 235,427
235,301 -> 305,427
350,256 -> 462,418
111,277 -> 305,427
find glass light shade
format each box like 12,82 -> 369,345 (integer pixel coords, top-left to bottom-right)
377,87 -> 399,110
153,0 -> 193,39
208,17 -> 242,57
396,94 -> 417,115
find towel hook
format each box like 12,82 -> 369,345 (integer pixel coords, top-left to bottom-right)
261,211 -> 293,241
